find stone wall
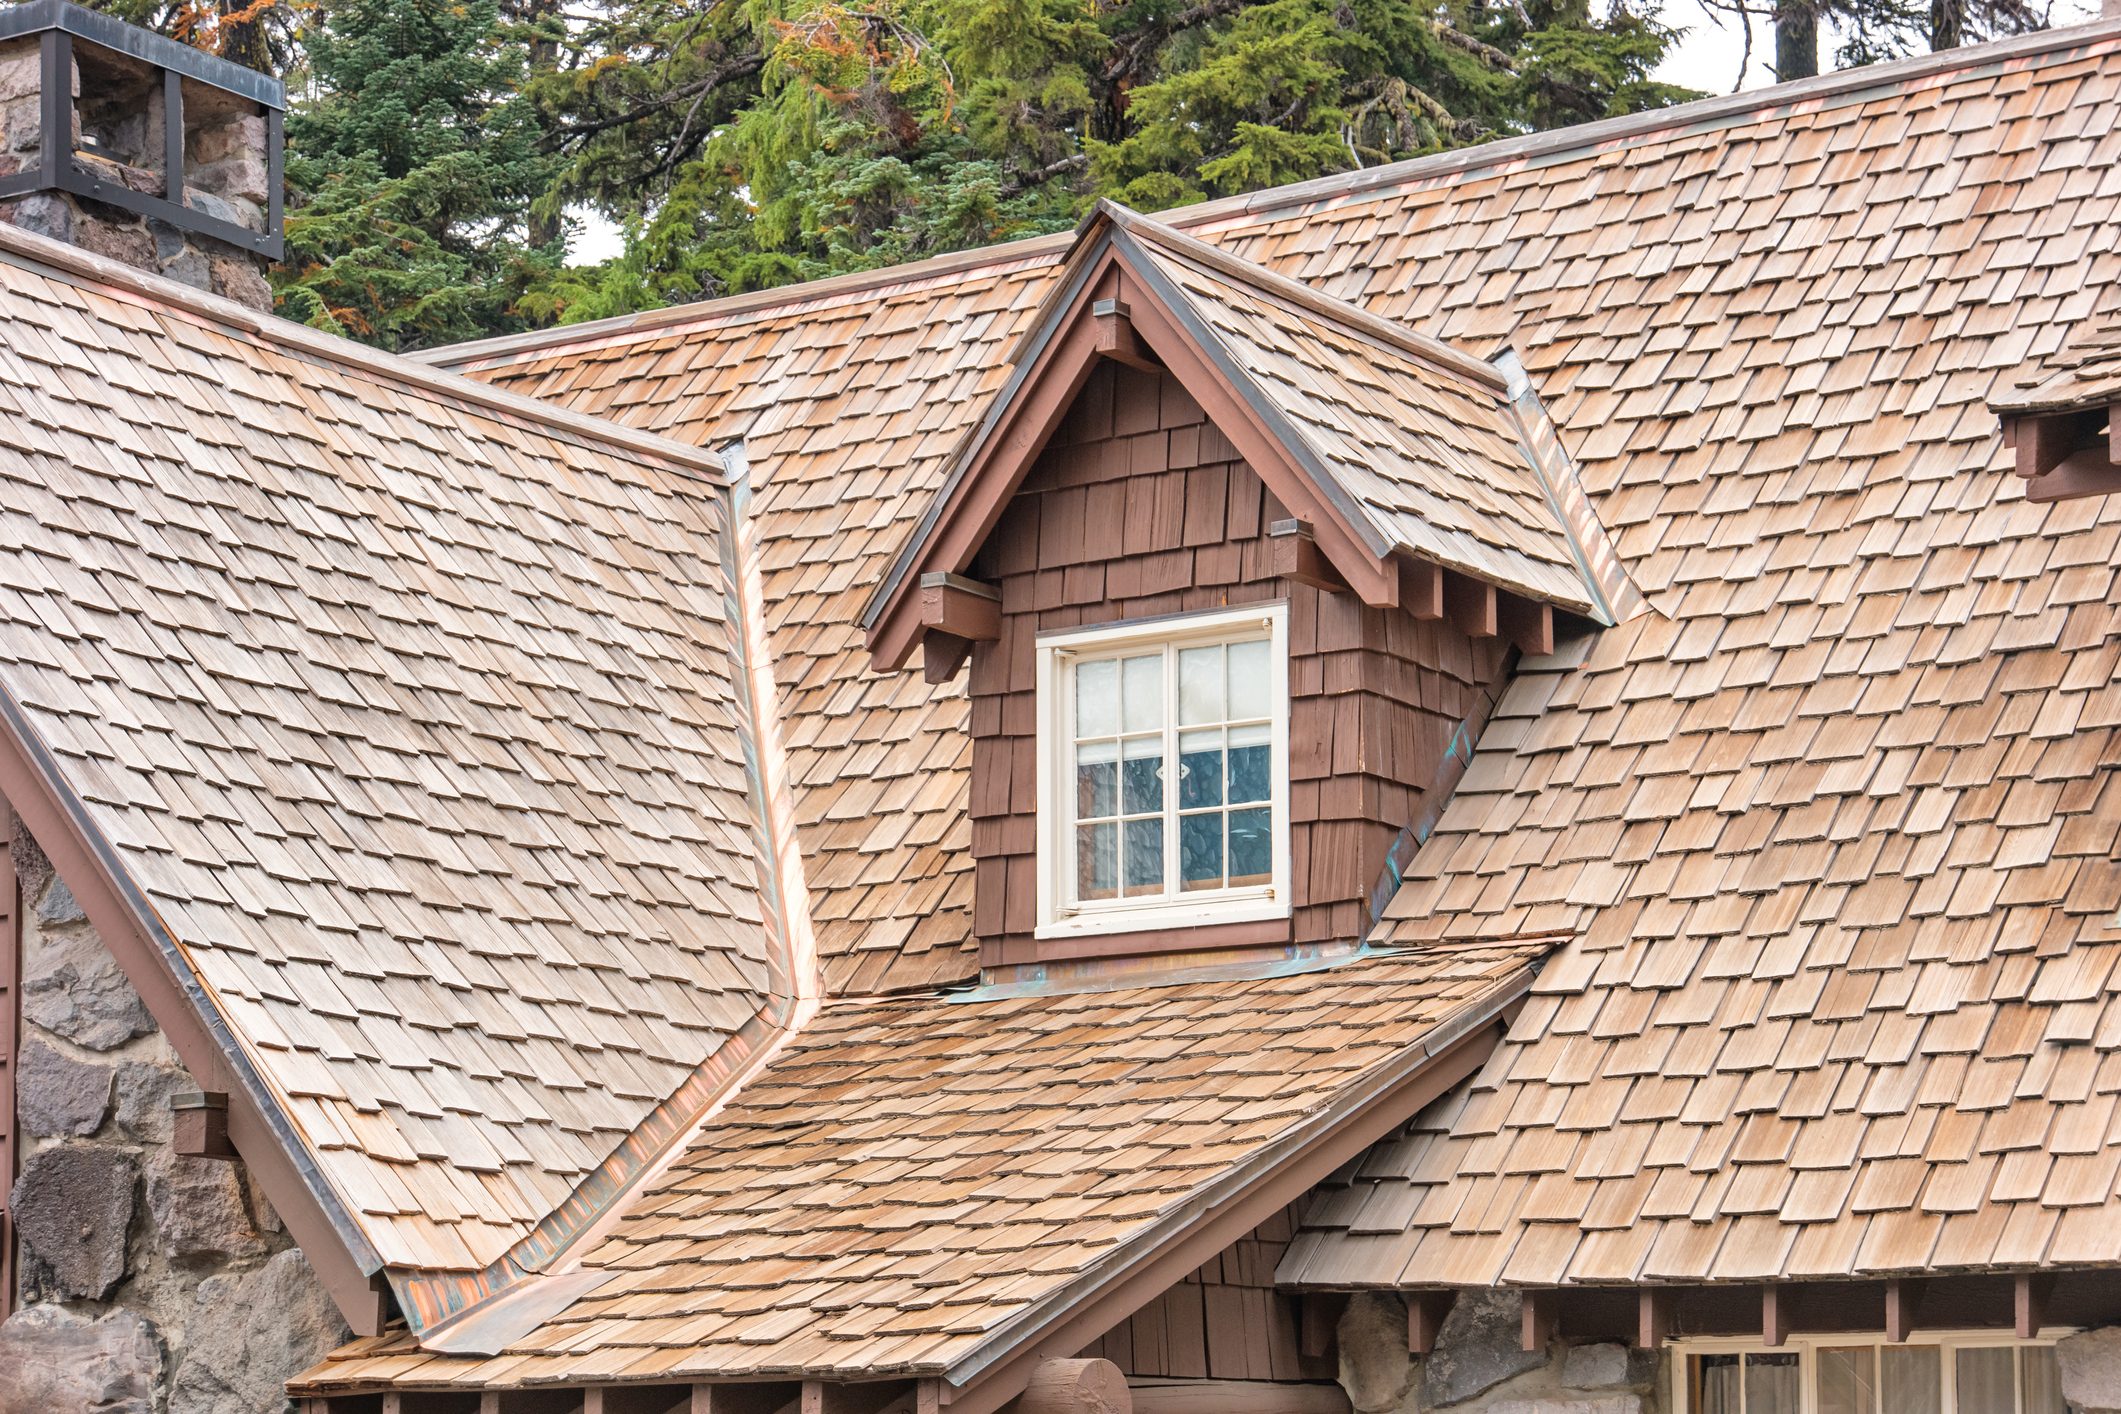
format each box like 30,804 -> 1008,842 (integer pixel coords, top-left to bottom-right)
0,35 -> 273,309
0,820 -> 351,1414
1337,1291 -> 1668,1414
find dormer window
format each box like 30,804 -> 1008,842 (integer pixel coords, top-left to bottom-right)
1036,605 -> 1290,938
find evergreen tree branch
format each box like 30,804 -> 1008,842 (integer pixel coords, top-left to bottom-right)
998,152 -> 1088,196
547,53 -> 766,149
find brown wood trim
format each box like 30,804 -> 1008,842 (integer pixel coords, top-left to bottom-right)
0,691 -> 390,1334
997,917 -> 1294,968
1406,1292 -> 1453,1355
1885,1278 -> 1924,1344
937,988 -> 1524,1414
1636,1289 -> 1670,1349
1397,561 -> 1442,621
2015,1274 -> 2052,1340
920,574 -> 1002,642
1442,573 -> 1497,640
1521,1290 -> 1557,1353
1268,522 -> 1347,594
1762,1284 -> 1790,1348
1496,597 -> 1553,657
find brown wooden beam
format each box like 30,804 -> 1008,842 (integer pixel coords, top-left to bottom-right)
919,573 -> 1001,642
1636,1289 -> 1671,1350
1091,300 -> 1160,372
2016,1273 -> 2055,1339
694,1386 -> 802,1414
1885,1279 -> 1925,1344
1125,1379 -> 1350,1414
1406,1291 -> 1455,1355
1442,573 -> 1497,640
478,1391 -> 584,1414
1269,520 -> 1348,594
1398,560 -> 1442,621
1521,1291 -> 1557,1354
1496,595 -> 1554,658
1012,1360 -> 1131,1414
585,1387 -> 693,1414
2007,409 -> 2099,480
921,632 -> 975,685
1299,1292 -> 1345,1359
1762,1284 -> 1791,1348
2022,447 -> 2121,502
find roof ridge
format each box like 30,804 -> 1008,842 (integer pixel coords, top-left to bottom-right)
0,221 -> 731,483
420,16 -> 2121,369
1099,201 -> 1508,391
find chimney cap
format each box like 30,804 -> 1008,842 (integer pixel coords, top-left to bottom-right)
0,0 -> 284,110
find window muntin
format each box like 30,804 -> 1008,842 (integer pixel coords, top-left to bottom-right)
1680,1334 -> 2064,1414
1038,606 -> 1289,937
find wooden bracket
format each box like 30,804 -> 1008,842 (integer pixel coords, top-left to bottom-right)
1497,595 -> 1554,657
1299,1291 -> 1346,1358
172,1090 -> 235,1160
1091,299 -> 1159,372
1762,1284 -> 1792,1348
1443,572 -> 1498,640
1399,560 -> 1443,621
1885,1278 -> 1926,1344
921,632 -> 974,685
1520,1289 -> 1557,1353
2015,1273 -> 2055,1339
2002,408 -> 2121,501
1407,1290 -> 1456,1355
1637,1289 -> 1671,1349
919,573 -> 1001,642
1270,520 -> 1348,593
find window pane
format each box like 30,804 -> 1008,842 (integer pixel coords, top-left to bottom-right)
1746,1351 -> 1800,1414
1955,1347 -> 2014,1414
1122,653 -> 1163,734
1228,637 -> 1269,719
1121,737 -> 1162,814
1178,644 -> 1224,725
1228,722 -> 1270,804
2022,1345 -> 2064,1414
1076,742 -> 1117,819
1818,1346 -> 1876,1414
1695,1355 -> 1741,1414
1123,817 -> 1163,894
1076,823 -> 1116,900
1228,807 -> 1271,886
1179,730 -> 1223,809
1076,659 -> 1117,737
1881,1345 -> 1941,1414
1180,813 -> 1223,891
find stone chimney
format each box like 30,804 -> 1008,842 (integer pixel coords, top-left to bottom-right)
0,0 -> 282,309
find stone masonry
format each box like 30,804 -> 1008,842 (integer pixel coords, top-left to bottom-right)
1338,1292 -> 1668,1414
0,35 -> 272,309
0,820 -> 350,1414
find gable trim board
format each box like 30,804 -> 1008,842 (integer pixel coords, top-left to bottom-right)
863,203 -> 1600,675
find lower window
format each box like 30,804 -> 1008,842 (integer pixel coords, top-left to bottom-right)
1685,1337 -> 2064,1414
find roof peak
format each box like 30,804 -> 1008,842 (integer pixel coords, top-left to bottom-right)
423,15 -> 2121,370
0,219 -> 729,483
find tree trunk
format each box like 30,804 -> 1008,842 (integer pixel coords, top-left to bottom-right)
1929,0 -> 1964,50
1774,0 -> 1818,81
524,0 -> 562,249
218,0 -> 271,73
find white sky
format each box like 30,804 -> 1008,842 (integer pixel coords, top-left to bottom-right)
564,4 -> 2102,264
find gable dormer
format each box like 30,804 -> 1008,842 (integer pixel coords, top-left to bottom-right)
866,203 -> 1619,979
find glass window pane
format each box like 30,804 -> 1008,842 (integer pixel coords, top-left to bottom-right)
1228,723 -> 1271,804
1180,813 -> 1223,891
1123,817 -> 1163,894
1076,823 -> 1116,901
2022,1345 -> 2064,1414
1228,637 -> 1269,720
1075,658 -> 1117,737
1121,736 -> 1162,814
1228,807 -> 1272,886
1818,1346 -> 1876,1414
1881,1345 -> 1941,1414
1179,730 -> 1223,809
1178,644 -> 1224,725
1955,1347 -> 2015,1414
1695,1355 -> 1741,1414
1746,1351 -> 1801,1414
1122,653 -> 1163,734
1076,742 -> 1117,819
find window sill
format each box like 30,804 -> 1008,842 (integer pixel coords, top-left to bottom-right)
1035,896 -> 1290,941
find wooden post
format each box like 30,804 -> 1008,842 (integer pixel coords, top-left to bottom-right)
1762,1285 -> 1791,1348
1407,1291 -> 1456,1355
1637,1289 -> 1671,1349
2016,1273 -> 2055,1339
1013,1359 -> 1131,1414
1521,1290 -> 1557,1353
1885,1279 -> 1925,1344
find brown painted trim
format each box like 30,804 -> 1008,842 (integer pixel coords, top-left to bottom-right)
991,918 -> 1293,969
0,688 -> 390,1334
937,971 -> 1534,1414
920,575 -> 1002,642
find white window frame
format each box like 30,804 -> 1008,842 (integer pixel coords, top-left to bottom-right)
1670,1329 -> 2074,1414
1034,603 -> 1292,939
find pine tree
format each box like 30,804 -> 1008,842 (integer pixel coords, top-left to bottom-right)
272,0 -> 559,350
